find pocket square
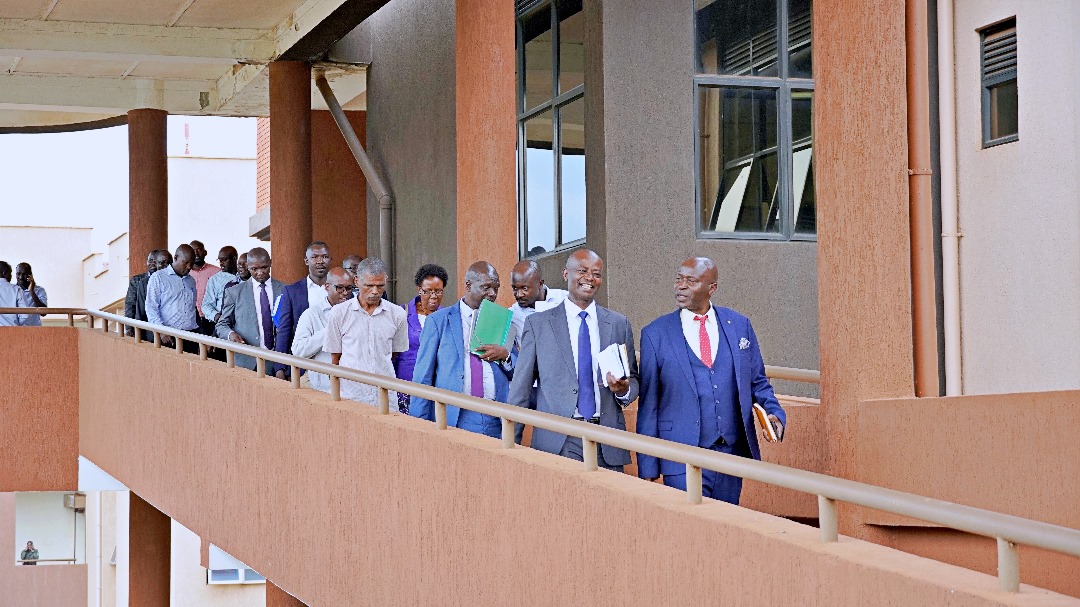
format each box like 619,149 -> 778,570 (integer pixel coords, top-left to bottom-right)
739,337 -> 750,350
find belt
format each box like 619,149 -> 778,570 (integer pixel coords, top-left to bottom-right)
573,416 -> 601,425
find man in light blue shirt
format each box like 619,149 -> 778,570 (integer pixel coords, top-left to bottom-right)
0,278 -> 22,326
201,246 -> 239,323
15,263 -> 48,326
145,244 -> 198,348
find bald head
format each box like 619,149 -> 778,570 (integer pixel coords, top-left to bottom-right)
325,267 -> 354,306
675,257 -> 718,314
463,261 -> 500,309
172,244 -> 195,276
246,247 -> 272,284
563,249 -> 603,309
511,260 -> 546,309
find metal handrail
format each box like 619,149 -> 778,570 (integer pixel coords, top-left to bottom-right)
6,308 -> 1077,592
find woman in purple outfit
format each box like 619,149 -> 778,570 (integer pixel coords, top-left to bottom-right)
394,264 -> 448,413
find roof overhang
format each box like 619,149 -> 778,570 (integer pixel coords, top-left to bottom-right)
0,0 -> 387,131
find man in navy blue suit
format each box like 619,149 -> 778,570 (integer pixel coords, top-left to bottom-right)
273,241 -> 332,380
410,261 -> 514,438
637,257 -> 786,504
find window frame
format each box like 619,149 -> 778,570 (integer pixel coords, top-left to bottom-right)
692,0 -> 816,242
979,18 -> 1018,148
516,0 -> 587,258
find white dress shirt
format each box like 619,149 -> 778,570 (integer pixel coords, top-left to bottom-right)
306,277 -> 325,310
291,296 -> 333,393
563,300 -> 602,418
248,279 -> 273,348
323,298 -> 409,405
459,300 -> 496,399
680,306 -> 719,364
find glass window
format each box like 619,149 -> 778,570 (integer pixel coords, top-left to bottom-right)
517,0 -> 586,258
695,0 -> 815,239
980,19 -> 1017,147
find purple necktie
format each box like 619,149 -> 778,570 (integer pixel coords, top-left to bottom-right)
259,282 -> 273,348
469,353 -> 484,398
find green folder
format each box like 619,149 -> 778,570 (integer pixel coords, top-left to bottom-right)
469,299 -> 514,353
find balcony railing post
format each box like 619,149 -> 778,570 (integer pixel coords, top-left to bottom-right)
434,401 -> 447,430
501,418 -> 515,448
174,336 -> 183,353
818,496 -> 838,542
67,313 -> 74,327
997,537 -> 1020,592
135,328 -> 142,344
686,464 -> 703,504
153,332 -> 161,348
290,365 -> 300,389
226,349 -> 235,368
198,342 -> 208,361
87,315 -> 95,329
102,319 -> 109,333
330,375 -> 340,401
582,436 -> 598,471
378,388 -> 390,415
256,357 -> 265,378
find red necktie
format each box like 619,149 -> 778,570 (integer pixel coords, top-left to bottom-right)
694,315 -> 712,367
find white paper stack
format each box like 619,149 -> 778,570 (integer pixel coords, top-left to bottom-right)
597,343 -> 629,387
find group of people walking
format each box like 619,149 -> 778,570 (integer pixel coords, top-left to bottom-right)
128,240 -> 786,506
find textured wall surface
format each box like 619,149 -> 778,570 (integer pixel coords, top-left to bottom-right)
74,331 -> 1080,606
0,328 -> 79,492
814,0 -> 915,492
268,61 -> 313,285
0,493 -> 88,607
311,109 -> 369,262
857,390 -> 1080,596
954,0 -> 1080,395
362,0 -> 458,302
128,108 -> 169,277
454,0 -> 517,308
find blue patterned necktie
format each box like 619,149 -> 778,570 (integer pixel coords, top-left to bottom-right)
576,310 -> 596,418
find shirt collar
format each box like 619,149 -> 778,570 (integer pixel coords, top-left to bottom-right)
563,299 -> 597,320
680,306 -> 714,322
459,299 -> 476,318
352,297 -> 387,316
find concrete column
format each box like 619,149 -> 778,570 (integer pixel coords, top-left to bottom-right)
269,61 -> 313,283
311,109 -> 367,261
454,0 -> 517,306
266,581 -> 306,607
129,493 -> 170,607
128,109 -> 169,277
814,0 -> 915,530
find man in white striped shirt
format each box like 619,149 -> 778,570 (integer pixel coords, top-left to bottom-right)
291,267 -> 355,392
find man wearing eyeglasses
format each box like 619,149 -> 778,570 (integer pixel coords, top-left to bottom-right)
291,267 -> 355,392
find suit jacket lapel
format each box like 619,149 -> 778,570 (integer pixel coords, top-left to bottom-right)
715,306 -> 743,395
547,304 -> 576,377
665,311 -> 699,396
447,304 -> 464,372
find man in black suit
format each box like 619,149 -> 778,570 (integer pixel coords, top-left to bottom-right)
124,250 -> 159,339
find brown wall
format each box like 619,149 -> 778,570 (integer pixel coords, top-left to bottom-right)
856,390 -> 1080,596
0,329 -> 78,492
0,493 -> 88,607
311,109 -> 368,261
256,117 -> 270,213
74,330 -> 1079,606
454,0 -> 517,308
814,0 -> 916,495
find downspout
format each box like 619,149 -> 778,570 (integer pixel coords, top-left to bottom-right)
937,0 -> 963,395
314,74 -> 395,290
906,0 -> 940,396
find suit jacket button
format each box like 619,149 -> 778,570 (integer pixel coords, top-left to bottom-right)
572,389 -> 578,394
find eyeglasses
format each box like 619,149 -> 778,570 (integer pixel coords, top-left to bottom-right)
330,284 -> 353,293
420,288 -> 444,297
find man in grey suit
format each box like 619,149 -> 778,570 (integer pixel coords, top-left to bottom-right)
508,249 -> 639,471
215,247 -> 285,371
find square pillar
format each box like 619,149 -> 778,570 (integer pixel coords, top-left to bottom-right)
128,109 -> 169,277
269,61 -> 314,283
129,493 -> 170,607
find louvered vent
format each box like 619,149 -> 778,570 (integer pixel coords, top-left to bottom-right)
981,21 -> 1016,82
722,11 -> 811,76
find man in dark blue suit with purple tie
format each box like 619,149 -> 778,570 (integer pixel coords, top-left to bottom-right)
637,257 -> 786,504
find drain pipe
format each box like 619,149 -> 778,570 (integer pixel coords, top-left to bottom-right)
906,0 -> 940,397
937,0 -> 963,395
314,75 -> 395,290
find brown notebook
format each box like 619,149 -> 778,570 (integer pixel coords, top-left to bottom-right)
753,403 -> 780,443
